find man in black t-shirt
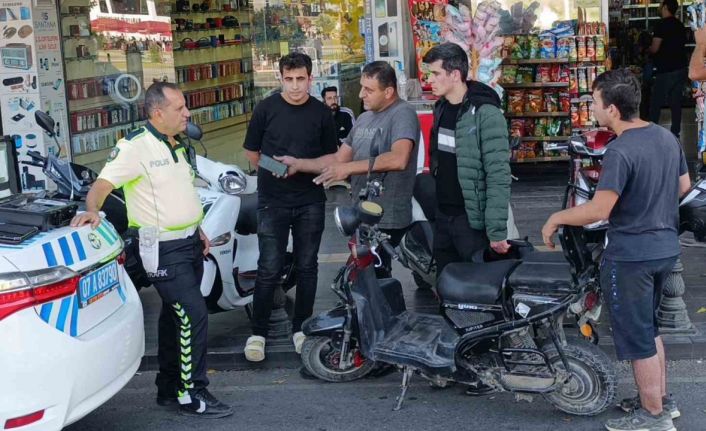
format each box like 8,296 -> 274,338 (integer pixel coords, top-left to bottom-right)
321,86 -> 354,144
543,69 -> 691,431
648,0 -> 688,137
242,52 -> 338,362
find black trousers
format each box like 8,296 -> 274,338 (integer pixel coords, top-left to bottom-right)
252,202 -> 325,337
433,210 -> 489,277
649,68 -> 687,137
148,234 -> 208,401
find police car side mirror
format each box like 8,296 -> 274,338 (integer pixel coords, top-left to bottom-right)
35,110 -> 55,137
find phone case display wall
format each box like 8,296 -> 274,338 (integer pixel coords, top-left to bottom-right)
0,0 -> 68,191
171,0 -> 254,132
500,20 -> 608,162
409,0 -> 447,90
59,0 -> 175,170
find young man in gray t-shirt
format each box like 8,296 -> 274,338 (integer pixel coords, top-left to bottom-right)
541,69 -> 691,431
278,61 -> 420,277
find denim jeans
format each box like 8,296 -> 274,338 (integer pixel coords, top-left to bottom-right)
251,202 -> 325,337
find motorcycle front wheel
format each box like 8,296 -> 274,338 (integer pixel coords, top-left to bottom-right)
542,340 -> 617,416
301,336 -> 376,382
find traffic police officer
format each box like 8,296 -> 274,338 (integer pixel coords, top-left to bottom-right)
71,82 -> 232,418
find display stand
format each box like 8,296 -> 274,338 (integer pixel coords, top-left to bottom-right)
0,0 -> 70,191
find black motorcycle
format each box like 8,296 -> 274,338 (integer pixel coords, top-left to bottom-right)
301,179 -> 617,416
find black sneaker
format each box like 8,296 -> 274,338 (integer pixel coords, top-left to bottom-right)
179,389 -> 233,418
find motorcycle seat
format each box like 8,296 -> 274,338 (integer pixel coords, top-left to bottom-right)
520,250 -> 567,264
437,260 -> 521,305
507,257 -> 576,295
235,193 -> 258,235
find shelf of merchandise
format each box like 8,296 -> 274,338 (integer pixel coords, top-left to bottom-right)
502,82 -> 569,88
502,58 -> 570,65
517,136 -> 571,141
505,112 -> 570,118
512,156 -> 570,163
178,74 -> 251,92
74,147 -> 113,165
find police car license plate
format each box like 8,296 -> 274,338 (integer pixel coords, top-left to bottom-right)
78,261 -> 120,308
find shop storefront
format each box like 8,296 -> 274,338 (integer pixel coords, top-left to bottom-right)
6,0 -> 704,185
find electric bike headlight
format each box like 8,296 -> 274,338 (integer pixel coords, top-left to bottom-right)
334,206 -> 360,236
218,171 -> 247,195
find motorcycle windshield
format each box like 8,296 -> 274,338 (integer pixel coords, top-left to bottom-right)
45,156 -> 88,196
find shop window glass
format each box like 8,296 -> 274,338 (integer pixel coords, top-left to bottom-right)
250,0 -> 366,115
60,0 -> 174,172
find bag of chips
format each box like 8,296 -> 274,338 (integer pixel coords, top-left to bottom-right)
586,36 -> 595,61
508,90 -> 526,114
500,65 -> 517,84
539,33 -> 555,59
510,119 -> 526,137
577,36 -> 586,60
536,65 -> 552,83
571,103 -> 580,128
559,92 -> 571,112
579,102 -> 590,126
557,36 -> 572,58
526,89 -> 544,112
529,35 -> 541,59
544,91 -> 559,112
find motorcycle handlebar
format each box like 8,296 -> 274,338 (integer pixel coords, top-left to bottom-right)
380,239 -> 398,261
20,161 -> 43,168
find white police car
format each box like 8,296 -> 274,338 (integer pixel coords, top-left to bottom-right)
0,220 -> 144,430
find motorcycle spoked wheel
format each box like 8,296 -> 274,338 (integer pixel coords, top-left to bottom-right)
301,336 -> 376,382
542,341 -> 617,416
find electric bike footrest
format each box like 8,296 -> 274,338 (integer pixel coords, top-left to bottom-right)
371,312 -> 459,375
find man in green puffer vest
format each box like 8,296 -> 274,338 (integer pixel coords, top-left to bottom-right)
423,43 -> 512,276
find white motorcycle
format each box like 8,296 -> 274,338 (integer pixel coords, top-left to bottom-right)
184,122 -> 296,314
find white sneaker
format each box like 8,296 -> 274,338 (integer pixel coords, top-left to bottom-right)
244,335 -> 266,362
292,331 -> 305,354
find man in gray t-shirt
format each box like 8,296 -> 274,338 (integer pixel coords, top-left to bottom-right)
344,98 -> 419,231
278,61 -> 420,277
541,69 -> 692,431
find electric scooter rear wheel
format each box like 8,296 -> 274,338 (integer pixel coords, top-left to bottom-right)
542,340 -> 617,416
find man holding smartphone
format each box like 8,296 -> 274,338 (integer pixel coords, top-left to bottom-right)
242,52 -> 338,362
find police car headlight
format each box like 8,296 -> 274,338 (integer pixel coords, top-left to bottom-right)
218,171 -> 247,195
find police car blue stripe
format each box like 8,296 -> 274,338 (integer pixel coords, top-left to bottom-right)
42,243 -> 57,267
71,232 -> 87,261
70,295 -> 79,337
39,303 -> 53,323
96,225 -> 115,246
103,223 -> 119,243
56,297 -> 71,332
58,237 -> 74,266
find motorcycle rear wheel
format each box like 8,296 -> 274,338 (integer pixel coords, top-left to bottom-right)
301,336 -> 376,383
542,341 -> 617,416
